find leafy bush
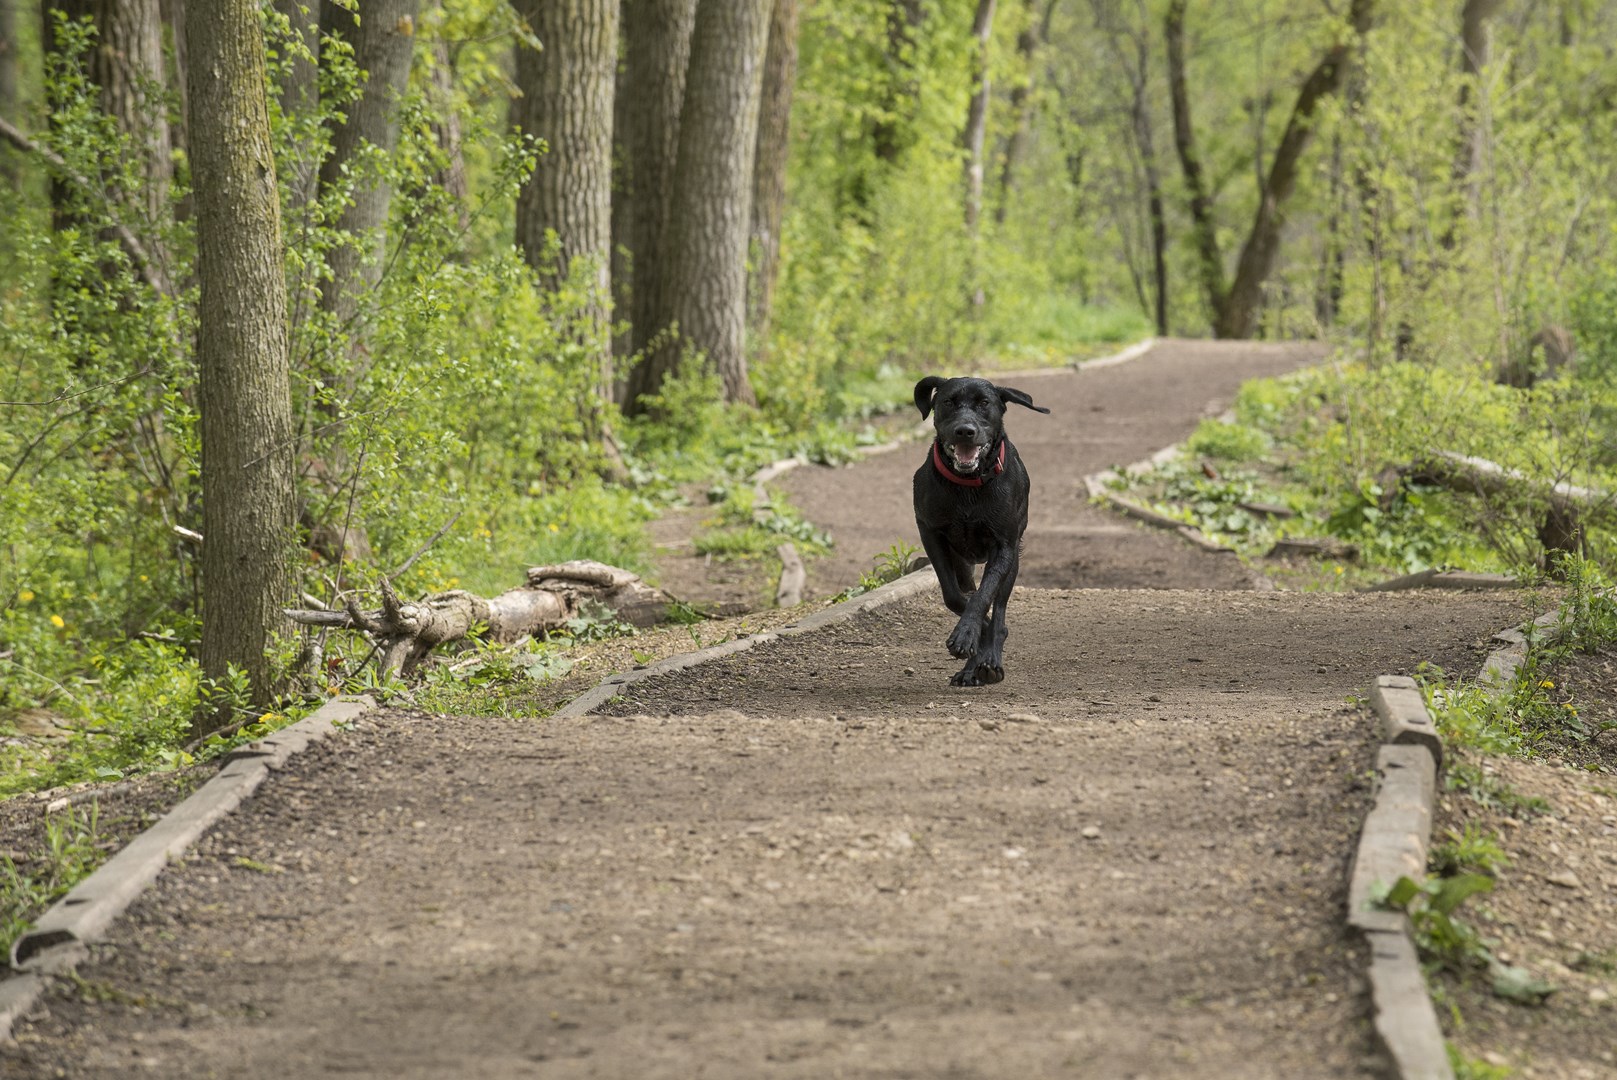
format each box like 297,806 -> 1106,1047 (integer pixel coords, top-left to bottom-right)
1185,419 -> 1272,463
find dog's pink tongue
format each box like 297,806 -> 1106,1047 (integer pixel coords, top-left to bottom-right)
955,444 -> 982,468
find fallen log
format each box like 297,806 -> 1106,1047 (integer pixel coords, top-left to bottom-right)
285,561 -> 674,677
1397,451 -> 1609,560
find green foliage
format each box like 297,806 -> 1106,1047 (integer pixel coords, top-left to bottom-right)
1443,761 -> 1551,820
1429,825 -> 1510,879
1448,1045 -> 1513,1080
1379,867 -> 1554,1005
1378,871 -> 1496,974
0,806 -> 101,954
1185,419 -> 1271,464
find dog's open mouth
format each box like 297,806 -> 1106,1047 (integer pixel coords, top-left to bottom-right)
947,441 -> 987,473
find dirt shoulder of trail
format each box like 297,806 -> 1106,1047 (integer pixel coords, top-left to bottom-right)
1429,641 -> 1617,1079
0,586 -> 1538,1080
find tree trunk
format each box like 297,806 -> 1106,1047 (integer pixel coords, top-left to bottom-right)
1213,0 -> 1374,340
638,0 -> 771,410
747,0 -> 798,335
0,0 -> 19,187
316,0 -> 420,389
512,0 -> 623,474
269,0 -> 319,213
513,0 -> 618,303
994,0 -> 1056,227
1135,63 -> 1169,336
1441,0 -> 1502,248
871,0 -> 924,166
616,0 -> 697,369
285,562 -> 676,677
1164,0 -> 1225,325
427,30 -> 468,224
186,0 -> 296,723
962,0 -> 996,238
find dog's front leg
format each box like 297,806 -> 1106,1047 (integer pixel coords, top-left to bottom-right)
946,542 -> 1014,666
917,526 -> 972,616
966,550 -> 1019,685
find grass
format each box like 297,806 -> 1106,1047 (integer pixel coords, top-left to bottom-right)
0,804 -> 102,955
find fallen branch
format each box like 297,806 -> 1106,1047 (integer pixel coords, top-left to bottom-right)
1397,450 -> 1611,559
283,560 -> 674,676
775,542 -> 805,607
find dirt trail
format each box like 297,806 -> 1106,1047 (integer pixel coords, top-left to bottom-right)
2,589 -> 1532,1079
0,339 -> 1543,1079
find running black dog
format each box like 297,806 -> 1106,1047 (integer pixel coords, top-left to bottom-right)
912,376 -> 1049,687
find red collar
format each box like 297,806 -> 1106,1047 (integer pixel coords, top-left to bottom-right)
931,438 -> 1005,487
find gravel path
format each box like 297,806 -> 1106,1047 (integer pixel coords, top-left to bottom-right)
1,589 -> 1532,1079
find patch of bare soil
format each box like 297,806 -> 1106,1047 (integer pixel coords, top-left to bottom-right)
0,586 -> 1533,1080
1433,644 -> 1617,1080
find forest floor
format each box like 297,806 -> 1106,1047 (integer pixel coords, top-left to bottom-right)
1,340 -> 1612,1079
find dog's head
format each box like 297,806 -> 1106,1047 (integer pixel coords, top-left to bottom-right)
914,376 -> 1050,476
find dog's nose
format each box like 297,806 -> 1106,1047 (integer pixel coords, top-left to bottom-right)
956,424 -> 978,441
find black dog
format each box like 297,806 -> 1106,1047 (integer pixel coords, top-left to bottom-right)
912,376 -> 1049,687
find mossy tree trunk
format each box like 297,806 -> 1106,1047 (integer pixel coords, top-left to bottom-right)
639,0 -> 771,410
616,0 -> 697,376
747,0 -> 798,336
186,0 -> 296,725
513,0 -> 622,456
316,0 -> 420,394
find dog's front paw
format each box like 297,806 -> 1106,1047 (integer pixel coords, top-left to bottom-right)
949,662 -> 1003,687
946,619 -> 982,659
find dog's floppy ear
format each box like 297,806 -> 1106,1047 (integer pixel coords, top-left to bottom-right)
996,385 -> 1051,414
914,376 -> 944,419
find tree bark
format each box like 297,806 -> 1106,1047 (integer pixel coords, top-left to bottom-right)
1134,55 -> 1168,335
1213,0 -> 1374,340
872,0 -> 924,166
0,0 -> 19,187
427,30 -> 468,223
616,0 -> 697,368
638,0 -> 771,410
747,0 -> 799,335
1443,0 -> 1502,244
186,0 -> 296,722
513,0 -> 618,303
962,0 -> 996,238
316,0 -> 420,387
1164,0 -> 1225,325
512,0 -> 623,473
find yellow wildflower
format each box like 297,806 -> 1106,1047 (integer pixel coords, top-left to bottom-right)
49,614 -> 65,629
18,590 -> 34,603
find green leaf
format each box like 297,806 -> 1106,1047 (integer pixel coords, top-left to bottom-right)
1488,960 -> 1555,1005
1377,875 -> 1423,910
1429,872 -> 1494,916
